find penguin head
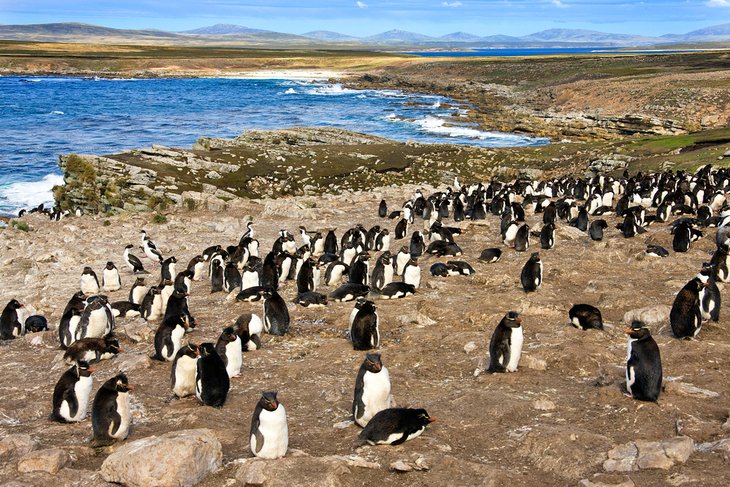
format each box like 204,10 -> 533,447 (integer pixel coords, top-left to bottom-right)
112,373 -> 131,393
76,361 -> 94,377
82,266 -> 95,275
221,326 -> 238,343
182,343 -> 200,358
198,342 -> 217,357
259,391 -> 279,411
258,288 -> 274,300
530,252 -> 541,262
503,311 -> 522,327
363,353 -> 383,373
105,262 -> 116,270
134,277 -> 146,286
104,336 -> 122,354
380,252 -> 392,264
625,321 -> 652,340
7,299 -> 23,310
354,297 -> 368,309
380,229 -> 389,236
414,409 -> 436,426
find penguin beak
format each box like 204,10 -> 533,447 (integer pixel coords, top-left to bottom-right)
624,328 -> 634,335
88,367 -> 96,373
127,384 -> 134,391
427,417 -> 437,423
117,347 -> 124,353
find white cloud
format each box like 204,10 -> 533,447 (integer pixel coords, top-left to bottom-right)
356,1 -> 368,8
442,1 -> 463,6
551,0 -> 568,7
707,0 -> 730,6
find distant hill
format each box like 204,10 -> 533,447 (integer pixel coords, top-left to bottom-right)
364,30 -> 437,44
302,30 -> 360,42
439,32 -> 482,42
0,22 -> 181,41
662,23 -> 730,43
181,24 -> 270,35
523,28 -> 660,46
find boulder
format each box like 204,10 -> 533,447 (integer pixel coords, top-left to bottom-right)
100,429 -> 222,487
0,434 -> 36,462
236,456 -> 353,487
17,449 -> 70,474
603,436 -> 693,472
622,305 -> 672,326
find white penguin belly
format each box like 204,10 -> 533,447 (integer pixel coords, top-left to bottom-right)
80,275 -> 99,294
506,327 -> 523,372
61,375 -> 93,421
150,295 -> 163,320
327,267 -> 344,286
403,267 -> 421,288
102,270 -> 121,291
131,287 -> 147,305
396,255 -> 409,275
173,356 -> 198,397
380,235 -> 391,252
357,368 -> 392,427
165,326 -> 185,361
110,391 -> 131,439
193,262 -> 205,281
252,406 -> 288,459
279,261 -> 292,283
225,339 -> 243,377
382,265 -> 394,287
87,309 -> 109,338
504,226 -> 518,245
377,426 -> 426,445
249,314 -> 264,336
242,272 -> 259,290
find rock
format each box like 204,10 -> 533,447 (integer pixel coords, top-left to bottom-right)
17,448 -> 70,474
114,352 -> 152,372
235,456 -> 353,487
604,443 -> 638,472
0,434 -> 36,462
603,437 -> 693,472
623,305 -> 671,326
521,355 -> 547,371
100,429 -> 222,487
123,321 -> 154,343
696,438 -> 730,461
463,341 -> 478,354
390,460 -> 413,472
664,381 -> 719,398
533,399 -> 556,411
557,225 -> 588,240
579,478 -> 635,487
333,420 -> 354,429
205,171 -> 222,180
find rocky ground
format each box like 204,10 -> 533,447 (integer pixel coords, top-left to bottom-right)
2,180 -> 730,487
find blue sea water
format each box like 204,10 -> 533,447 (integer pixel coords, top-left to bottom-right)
0,76 -> 548,215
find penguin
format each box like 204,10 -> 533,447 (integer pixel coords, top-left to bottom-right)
215,326 -> 243,378
502,220 -> 519,247
350,300 -> 380,351
250,391 -> 288,459
374,229 -> 391,252
645,245 -> 669,258
569,304 -> 603,330
210,259 -> 224,293
394,218 -> 408,240
159,279 -> 175,312
402,258 -> 421,289
195,343 -> 230,408
329,283 -> 370,302
589,220 -> 608,241
478,248 -> 502,263
140,285 -> 164,321
670,278 -> 704,338
64,335 -> 122,364
161,256 -> 177,282
224,262 -> 242,293
672,221 -> 693,253
352,352 -> 392,427
571,206 -> 589,231
697,264 -> 721,322
520,252 -> 543,293
171,343 -> 200,398
410,231 -> 425,258
75,297 -> 114,340
187,255 -> 205,281
324,229 -> 338,255
0,299 -> 24,339
123,244 -> 147,274
174,269 -> 193,295
324,260 -> 349,287
394,246 -> 410,276
430,263 -> 450,277
129,277 -> 148,305
371,251 -> 394,291
202,244 -> 222,262
24,315 -> 48,333
234,313 -> 264,351
58,307 -> 82,349
426,240 -> 463,257
445,261 -> 475,276
514,224 -> 530,252
380,282 -> 416,299
236,286 -> 270,302
294,291 -> 328,308
296,258 -> 318,293
625,322 -> 662,402
101,262 -> 122,292
487,311 -> 523,373
348,252 -> 370,286
91,373 -> 132,446
260,252 -> 279,290
539,223 -> 555,250
51,361 -> 94,423
142,232 -> 163,263
378,200 -> 388,218
241,259 -> 262,290
263,289 -> 290,336
80,266 -> 100,295
359,408 -> 435,446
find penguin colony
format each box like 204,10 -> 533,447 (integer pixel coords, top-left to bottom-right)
2,165 -> 730,463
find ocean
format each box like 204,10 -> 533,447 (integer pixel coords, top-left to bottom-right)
0,76 -> 548,216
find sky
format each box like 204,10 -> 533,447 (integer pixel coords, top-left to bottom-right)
0,1 -> 729,37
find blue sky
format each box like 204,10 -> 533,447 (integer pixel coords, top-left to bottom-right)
0,1 -> 729,37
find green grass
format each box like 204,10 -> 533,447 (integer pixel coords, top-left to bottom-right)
152,213 -> 168,224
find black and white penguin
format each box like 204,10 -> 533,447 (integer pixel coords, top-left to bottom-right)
371,251 -> 394,291
520,252 -> 543,293
296,258 -> 318,293
64,335 -> 122,364
394,218 -> 408,240
161,256 -> 177,282
540,223 -> 555,250
430,262 -> 449,277
378,200 -> 388,218
24,315 -> 48,333
58,307 -> 82,349
324,260 -> 349,287
394,246 -> 410,276
140,285 -> 164,321
0,299 -> 24,339
210,259 -> 224,293
80,266 -> 100,295
350,300 -> 380,351
324,229 -> 339,255
426,240 -> 463,257
568,304 -> 603,330
51,361 -> 94,423
380,282 -> 416,299
410,231 -> 425,258
353,352 -> 392,427
487,311 -> 523,373
101,262 -> 122,292
263,289 -> 290,336
123,245 -> 147,274
195,342 -> 230,408
233,313 -> 264,351
589,220 -> 608,241
141,231 -> 163,263
670,278 -> 704,338
625,322 -> 662,402
478,248 -> 502,263
241,259 -> 262,290
214,326 -> 243,378
359,408 -> 435,445
329,283 -> 370,302
571,206 -> 589,231
349,252 -> 371,287
91,373 -> 132,446
236,286 -> 269,302
514,224 -> 530,252
223,262 -> 242,293
171,343 -> 199,398
697,264 -> 721,322
129,277 -> 148,305
294,291 -> 328,308
250,391 -> 288,459
445,260 -> 475,276
202,244 -> 222,262
260,252 -> 279,290
154,314 -> 190,362
402,258 -> 421,289
672,221 -> 693,253
187,255 -> 206,281
645,245 -> 669,258
75,297 -> 114,340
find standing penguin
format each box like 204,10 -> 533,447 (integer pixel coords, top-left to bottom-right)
250,392 -> 288,459
487,311 -> 523,373
261,289 -> 289,336
378,200 -> 388,218
210,259 -> 224,293
102,262 -> 122,292
241,259 -> 262,290
129,277 -> 148,305
672,221 -> 693,253
348,252 -> 370,286
91,373 -> 132,446
195,343 -> 230,407
353,353 -> 392,427
402,258 -> 421,289
0,299 -> 24,339
171,343 -> 200,398
409,231 -> 425,258
161,256 -> 177,282
520,252 -> 543,293
539,223 -> 555,250
371,252 -> 394,291
75,297 -> 114,340
514,224 -> 530,252
350,300 -> 380,351
670,278 -> 704,338
223,262 -> 242,293
359,408 -> 435,446
80,267 -> 100,295
625,322 -> 662,402
215,326 -> 243,378
187,255 -> 205,281
51,361 -> 94,423
697,264 -> 721,322
140,285 -> 164,321
153,314 -> 190,362
234,313 -> 264,351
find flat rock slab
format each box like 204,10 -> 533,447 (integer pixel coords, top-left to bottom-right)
17,448 -> 70,474
604,436 -> 694,472
0,434 -> 36,463
100,428 -> 222,487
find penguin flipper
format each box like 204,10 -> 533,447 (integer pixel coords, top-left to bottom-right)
390,432 -> 409,446
64,389 -> 79,419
